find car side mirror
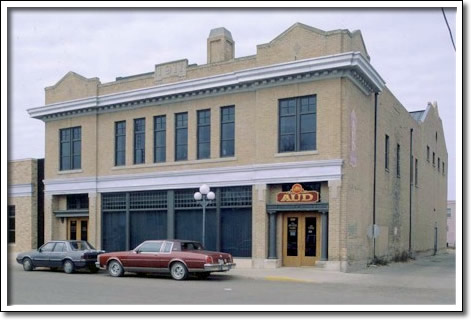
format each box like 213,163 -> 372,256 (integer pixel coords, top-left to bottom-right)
134,249 -> 140,254
38,248 -> 42,252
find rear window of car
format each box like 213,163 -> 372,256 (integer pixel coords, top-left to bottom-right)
181,242 -> 203,251
69,241 -> 93,251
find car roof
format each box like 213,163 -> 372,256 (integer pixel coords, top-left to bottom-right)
140,239 -> 200,244
46,240 -> 86,243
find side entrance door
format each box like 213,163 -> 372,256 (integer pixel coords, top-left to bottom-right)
282,212 -> 321,267
68,218 -> 88,241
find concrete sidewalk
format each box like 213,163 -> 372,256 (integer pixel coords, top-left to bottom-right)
229,251 -> 456,290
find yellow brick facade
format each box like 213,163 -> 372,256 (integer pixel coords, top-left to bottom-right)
29,23 -> 448,271
7,159 -> 39,253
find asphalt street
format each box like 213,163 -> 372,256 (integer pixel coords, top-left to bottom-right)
7,251 -> 456,305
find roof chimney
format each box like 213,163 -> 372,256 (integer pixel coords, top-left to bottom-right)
207,27 -> 234,64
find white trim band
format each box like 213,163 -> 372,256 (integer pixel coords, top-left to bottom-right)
44,159 -> 343,195
8,184 -> 34,197
28,52 -> 385,119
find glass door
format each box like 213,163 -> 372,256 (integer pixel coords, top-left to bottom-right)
68,218 -> 88,241
282,213 -> 321,267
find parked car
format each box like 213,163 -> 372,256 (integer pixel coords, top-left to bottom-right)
96,240 -> 235,280
16,240 -> 104,274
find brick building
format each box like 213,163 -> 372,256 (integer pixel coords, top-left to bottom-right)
26,23 -> 448,271
447,200 -> 456,248
7,159 -> 44,253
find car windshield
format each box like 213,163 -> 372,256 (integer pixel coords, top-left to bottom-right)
69,241 -> 94,251
181,242 -> 204,251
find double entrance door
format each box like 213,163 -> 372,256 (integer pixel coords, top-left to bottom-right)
282,212 -> 321,267
68,218 -> 88,241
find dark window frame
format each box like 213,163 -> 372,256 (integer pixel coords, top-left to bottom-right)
385,134 -> 390,171
415,158 -> 418,187
197,109 -> 211,160
175,112 -> 188,161
396,144 -> 401,177
220,106 -> 235,157
438,157 -> 441,172
278,95 -> 317,153
426,145 -> 430,162
115,121 -> 126,166
153,115 -> 166,163
133,118 -> 146,164
67,194 -> 89,210
8,205 -> 15,243
59,126 -> 81,171
432,152 -> 436,167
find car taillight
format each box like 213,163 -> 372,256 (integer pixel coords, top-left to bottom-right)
205,256 -> 213,264
228,254 -> 233,263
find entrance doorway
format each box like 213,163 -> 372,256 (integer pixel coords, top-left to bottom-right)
68,218 -> 88,241
282,213 -> 321,267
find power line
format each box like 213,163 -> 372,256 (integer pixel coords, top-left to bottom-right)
441,8 -> 456,51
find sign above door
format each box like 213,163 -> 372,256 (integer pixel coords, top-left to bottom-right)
277,184 -> 319,203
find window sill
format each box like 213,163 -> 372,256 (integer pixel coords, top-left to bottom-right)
112,157 -> 238,170
57,169 -> 83,175
274,150 -> 319,157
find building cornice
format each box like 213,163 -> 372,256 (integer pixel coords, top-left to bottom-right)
8,183 -> 34,197
43,159 -> 343,195
28,52 -> 385,121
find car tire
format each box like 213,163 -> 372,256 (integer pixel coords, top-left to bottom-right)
108,260 -> 124,277
170,262 -> 188,281
63,260 -> 75,274
196,272 -> 211,280
22,258 -> 34,271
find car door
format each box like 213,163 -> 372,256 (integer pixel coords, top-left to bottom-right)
125,241 -> 163,271
33,242 -> 56,267
48,242 -> 67,268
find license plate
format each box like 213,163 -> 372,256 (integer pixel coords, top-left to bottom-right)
218,259 -> 224,264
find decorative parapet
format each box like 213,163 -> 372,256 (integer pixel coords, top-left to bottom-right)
28,52 -> 385,121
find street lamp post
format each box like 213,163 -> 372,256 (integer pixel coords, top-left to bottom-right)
194,184 -> 215,247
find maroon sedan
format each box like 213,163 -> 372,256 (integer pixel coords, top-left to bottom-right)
96,240 -> 235,280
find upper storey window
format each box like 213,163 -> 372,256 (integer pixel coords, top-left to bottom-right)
278,95 -> 317,153
175,112 -> 188,161
197,109 -> 211,160
60,126 -> 81,171
154,115 -> 166,163
134,118 -> 146,164
220,106 -> 235,157
115,121 -> 126,166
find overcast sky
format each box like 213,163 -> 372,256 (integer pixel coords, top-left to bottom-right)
7,8 -> 457,199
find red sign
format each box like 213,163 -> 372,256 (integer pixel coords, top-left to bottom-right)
277,184 -> 319,203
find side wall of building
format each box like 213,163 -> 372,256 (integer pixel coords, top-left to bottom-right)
7,159 -> 38,253
340,83 -> 448,270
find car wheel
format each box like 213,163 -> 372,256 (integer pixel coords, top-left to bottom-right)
170,262 -> 188,281
22,258 -> 34,271
108,260 -> 124,277
63,260 -> 75,274
196,272 -> 211,280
